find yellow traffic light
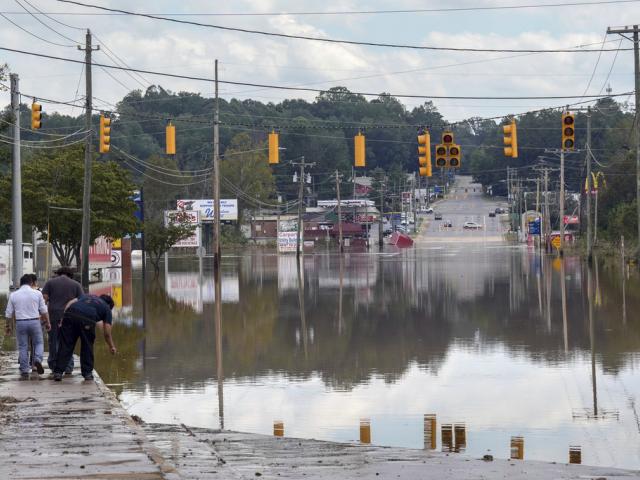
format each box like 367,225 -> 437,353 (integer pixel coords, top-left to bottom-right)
562,112 -> 575,151
418,131 -> 431,177
503,119 -> 518,158
99,114 -> 111,153
442,131 -> 454,144
166,121 -> 176,155
354,131 -> 365,167
435,144 -> 447,168
31,102 -> 42,130
268,130 -> 279,164
448,144 -> 461,169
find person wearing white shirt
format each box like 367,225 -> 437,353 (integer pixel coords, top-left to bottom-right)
4,274 -> 51,379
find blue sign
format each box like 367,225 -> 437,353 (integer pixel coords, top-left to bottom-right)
434,186 -> 443,194
528,218 -> 541,235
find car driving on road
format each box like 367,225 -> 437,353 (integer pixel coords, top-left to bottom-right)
463,221 -> 482,229
434,213 -> 443,220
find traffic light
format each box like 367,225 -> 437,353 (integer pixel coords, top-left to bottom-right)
442,131 -> 453,144
354,131 -> 365,167
31,102 -> 42,130
503,119 -> 518,158
435,144 -> 447,168
99,114 -> 111,153
418,131 -> 432,177
562,112 -> 575,151
448,144 -> 461,169
268,130 -> 279,164
165,121 -> 176,155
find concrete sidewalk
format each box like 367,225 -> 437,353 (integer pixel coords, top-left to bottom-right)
1,349 -> 639,479
0,352 -> 178,479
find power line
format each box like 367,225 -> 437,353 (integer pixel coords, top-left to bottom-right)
7,1 -> 640,16
0,45 -> 634,101
54,0 -> 633,54
0,12 -> 75,47
19,0 -> 84,30
13,0 -> 79,43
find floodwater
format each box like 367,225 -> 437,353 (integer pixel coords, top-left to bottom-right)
2,246 -> 640,469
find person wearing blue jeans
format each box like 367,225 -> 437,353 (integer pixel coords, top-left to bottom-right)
4,274 -> 51,379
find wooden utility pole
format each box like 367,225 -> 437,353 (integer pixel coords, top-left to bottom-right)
213,59 -> 221,270
607,25 -> 640,259
559,147 -> 566,255
335,170 -> 344,252
10,73 -> 22,288
585,106 -> 593,262
378,181 -> 384,248
79,30 -> 98,290
294,158 -> 314,258
544,168 -> 550,249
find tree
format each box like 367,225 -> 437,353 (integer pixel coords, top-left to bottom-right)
144,214 -> 195,276
0,146 -> 139,266
220,133 -> 276,227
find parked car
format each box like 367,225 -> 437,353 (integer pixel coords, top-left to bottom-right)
463,221 -> 482,229
434,213 -> 443,220
488,212 -> 496,218
495,207 -> 506,214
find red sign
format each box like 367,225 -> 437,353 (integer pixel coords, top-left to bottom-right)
89,236 -> 112,265
563,215 -> 580,225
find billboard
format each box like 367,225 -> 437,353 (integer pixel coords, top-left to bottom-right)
89,236 -> 112,267
164,210 -> 200,248
176,199 -> 238,221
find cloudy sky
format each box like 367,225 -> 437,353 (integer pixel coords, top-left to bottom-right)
0,0 -> 638,121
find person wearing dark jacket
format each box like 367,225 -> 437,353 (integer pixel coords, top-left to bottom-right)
53,294 -> 117,382
42,267 -> 83,373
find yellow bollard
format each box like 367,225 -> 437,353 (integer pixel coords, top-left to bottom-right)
424,414 -> 437,450
569,446 -> 582,464
441,424 -> 453,452
360,418 -> 371,444
273,420 -> 284,437
454,424 -> 466,453
510,436 -> 524,460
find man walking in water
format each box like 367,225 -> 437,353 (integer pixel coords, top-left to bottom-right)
42,267 -> 83,374
53,294 -> 117,382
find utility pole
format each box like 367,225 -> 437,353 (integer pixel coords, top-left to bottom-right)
559,147 -> 566,255
294,157 -> 314,258
10,74 -> 22,289
585,106 -> 593,262
544,168 -> 550,249
378,181 -> 384,248
607,25 -> 640,259
79,30 -> 98,291
213,59 -> 221,271
335,170 -> 344,253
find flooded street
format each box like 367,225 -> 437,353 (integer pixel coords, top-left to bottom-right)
3,246 -> 640,469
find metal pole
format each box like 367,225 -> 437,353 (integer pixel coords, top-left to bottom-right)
336,171 -> 343,253
586,106 -> 593,262
559,148 -> 566,255
544,168 -> 550,250
80,29 -> 95,291
213,59 -> 221,270
297,159 -> 305,258
635,28 -> 640,260
10,73 -> 22,288
378,181 -> 384,248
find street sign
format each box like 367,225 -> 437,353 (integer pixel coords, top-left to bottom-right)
528,219 -> 541,235
551,236 -> 561,250
563,215 -> 579,225
164,210 -> 200,248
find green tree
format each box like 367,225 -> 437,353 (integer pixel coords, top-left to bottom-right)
220,133 -> 276,227
143,214 -> 195,276
0,146 -> 138,266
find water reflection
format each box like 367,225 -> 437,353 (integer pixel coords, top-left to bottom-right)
5,247 -> 639,469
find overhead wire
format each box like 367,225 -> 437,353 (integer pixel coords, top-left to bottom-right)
19,0 -> 84,30
13,0 -> 79,43
0,45 -> 635,101
0,11 -> 75,47
54,0 -> 634,54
